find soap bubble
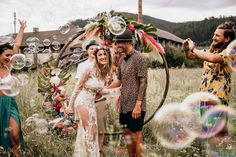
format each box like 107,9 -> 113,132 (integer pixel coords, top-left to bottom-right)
59,23 -> 70,34
108,16 -> 126,35
10,54 -> 26,70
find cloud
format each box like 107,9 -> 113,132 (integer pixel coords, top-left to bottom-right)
0,0 -> 236,34
145,0 -> 236,10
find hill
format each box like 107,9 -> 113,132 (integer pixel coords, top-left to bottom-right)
71,12 -> 236,46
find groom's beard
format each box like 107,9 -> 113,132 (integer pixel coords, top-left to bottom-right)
210,40 -> 226,53
211,40 -> 224,49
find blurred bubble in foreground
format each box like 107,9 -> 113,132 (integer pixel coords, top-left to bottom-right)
1,76 -> 20,96
153,103 -> 196,149
226,39 -> 236,72
181,92 -> 222,138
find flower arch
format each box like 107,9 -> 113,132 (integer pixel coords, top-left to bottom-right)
38,11 -> 169,135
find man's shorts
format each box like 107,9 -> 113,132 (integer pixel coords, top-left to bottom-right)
119,111 -> 146,132
95,100 -> 108,134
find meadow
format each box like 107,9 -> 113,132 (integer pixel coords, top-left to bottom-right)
1,68 -> 236,157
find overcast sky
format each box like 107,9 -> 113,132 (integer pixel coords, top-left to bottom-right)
0,0 -> 236,35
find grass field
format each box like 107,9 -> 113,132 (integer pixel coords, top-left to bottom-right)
1,68 -> 236,157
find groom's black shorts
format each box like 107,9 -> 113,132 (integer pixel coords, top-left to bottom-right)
119,111 -> 145,132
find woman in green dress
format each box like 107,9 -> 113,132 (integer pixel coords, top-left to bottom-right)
0,20 -> 26,157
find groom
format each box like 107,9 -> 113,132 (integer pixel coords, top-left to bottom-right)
108,29 -> 148,157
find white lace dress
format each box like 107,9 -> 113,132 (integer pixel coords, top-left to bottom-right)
69,67 -> 105,157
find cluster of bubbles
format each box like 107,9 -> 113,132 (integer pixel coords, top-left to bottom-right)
10,54 -> 32,70
153,92 -> 236,155
108,16 -> 126,36
59,47 -> 87,67
0,36 -> 31,97
0,74 -> 29,96
24,36 -> 61,55
226,39 -> 236,72
23,23 -> 72,64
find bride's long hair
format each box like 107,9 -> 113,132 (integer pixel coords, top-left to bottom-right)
94,46 -> 112,80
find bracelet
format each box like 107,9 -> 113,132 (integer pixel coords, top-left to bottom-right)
183,41 -> 195,52
183,48 -> 190,52
183,47 -> 190,51
183,46 -> 195,52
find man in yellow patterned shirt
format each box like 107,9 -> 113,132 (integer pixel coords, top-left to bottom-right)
183,21 -> 235,106
183,22 -> 235,155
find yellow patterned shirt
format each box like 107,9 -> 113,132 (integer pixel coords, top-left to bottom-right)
199,50 -> 232,105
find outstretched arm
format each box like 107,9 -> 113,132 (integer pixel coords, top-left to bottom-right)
100,79 -> 121,95
66,69 -> 90,113
13,20 -> 27,54
107,79 -> 121,88
191,48 -> 224,63
183,38 -> 224,63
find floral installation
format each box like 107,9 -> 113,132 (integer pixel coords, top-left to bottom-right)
81,11 -> 166,115
82,10 -> 165,65
37,58 -> 77,135
37,11 -> 166,135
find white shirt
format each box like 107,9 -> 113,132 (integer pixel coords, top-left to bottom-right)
75,59 -> 93,79
0,74 -> 12,90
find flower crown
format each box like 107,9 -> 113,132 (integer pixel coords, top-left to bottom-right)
94,45 -> 109,54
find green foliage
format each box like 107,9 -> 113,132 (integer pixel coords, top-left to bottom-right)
172,16 -> 236,46
164,43 -> 185,68
74,10 -> 163,56
146,43 -> 203,68
70,19 -> 88,28
184,58 -> 203,68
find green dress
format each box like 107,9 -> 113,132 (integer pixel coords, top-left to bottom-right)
0,95 -> 24,150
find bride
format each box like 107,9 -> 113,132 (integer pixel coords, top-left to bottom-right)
66,46 -> 112,157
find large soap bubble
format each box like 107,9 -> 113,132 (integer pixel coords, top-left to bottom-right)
10,54 -> 26,70
181,92 -> 223,138
108,16 -> 126,35
153,103 -> 196,149
1,76 -> 20,96
226,39 -> 236,72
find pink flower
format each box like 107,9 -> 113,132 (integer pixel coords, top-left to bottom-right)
128,24 -> 135,32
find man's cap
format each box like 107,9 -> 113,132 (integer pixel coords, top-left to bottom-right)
85,40 -> 99,50
115,29 -> 133,42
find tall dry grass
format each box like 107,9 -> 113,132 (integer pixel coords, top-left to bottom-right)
1,68 -> 235,156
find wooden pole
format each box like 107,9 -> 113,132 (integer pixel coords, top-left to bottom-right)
138,0 -> 143,23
